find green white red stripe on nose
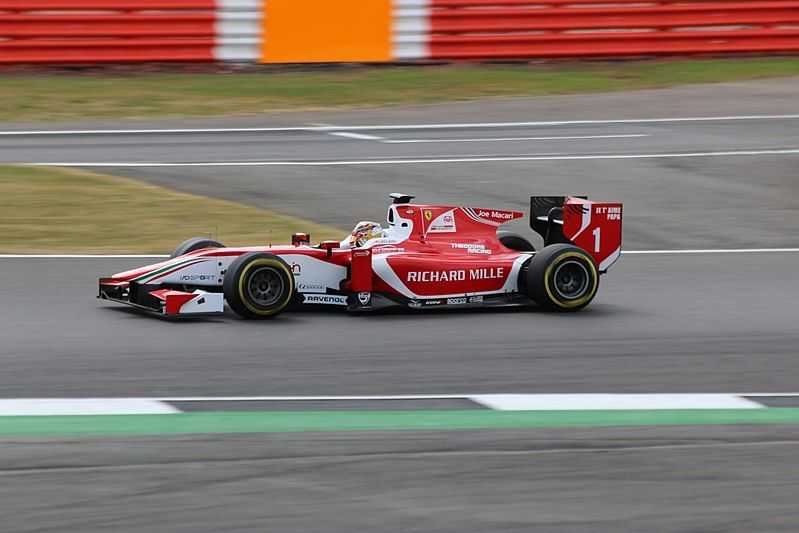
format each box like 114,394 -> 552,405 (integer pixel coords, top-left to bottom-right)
132,257 -> 207,284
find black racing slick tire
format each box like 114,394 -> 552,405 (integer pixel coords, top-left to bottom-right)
497,230 -> 536,252
171,237 -> 225,259
223,252 -> 295,319
527,244 -> 599,311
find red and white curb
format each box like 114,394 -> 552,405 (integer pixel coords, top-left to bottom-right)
0,394 -> 796,416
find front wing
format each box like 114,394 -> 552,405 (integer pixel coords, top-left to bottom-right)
98,279 -> 224,318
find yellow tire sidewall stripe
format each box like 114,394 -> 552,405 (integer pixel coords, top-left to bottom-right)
237,258 -> 295,316
543,251 -> 598,309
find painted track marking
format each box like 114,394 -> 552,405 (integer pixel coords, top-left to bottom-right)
0,399 -> 179,416
471,394 -> 763,411
623,248 -> 799,254
382,134 -> 649,144
25,147 -> 799,166
3,394 -> 799,415
327,131 -> 385,141
2,114 -> 799,136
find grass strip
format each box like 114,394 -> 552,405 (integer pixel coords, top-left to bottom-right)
1,59 -> 798,122
3,409 -> 799,437
0,165 -> 342,253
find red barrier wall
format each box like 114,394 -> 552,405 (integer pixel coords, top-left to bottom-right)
429,0 -> 799,59
0,1 -> 216,63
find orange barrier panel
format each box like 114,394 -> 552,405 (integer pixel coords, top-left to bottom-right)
262,0 -> 391,63
428,0 -> 799,59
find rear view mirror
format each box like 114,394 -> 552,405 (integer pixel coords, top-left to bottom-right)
292,232 -> 310,246
319,240 -> 339,256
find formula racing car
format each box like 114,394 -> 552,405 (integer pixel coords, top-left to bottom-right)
98,194 -> 623,319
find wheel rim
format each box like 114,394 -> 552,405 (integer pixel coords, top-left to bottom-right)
246,267 -> 285,307
553,260 -> 590,301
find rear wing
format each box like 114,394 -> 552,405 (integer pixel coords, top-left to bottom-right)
530,196 -> 623,272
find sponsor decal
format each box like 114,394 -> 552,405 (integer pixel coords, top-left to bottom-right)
357,292 -> 371,305
406,267 -> 505,283
446,297 -> 467,305
477,209 -> 515,221
596,206 -> 622,220
297,282 -> 326,293
353,250 -> 371,258
428,210 -> 457,233
372,246 -> 405,255
408,270 -> 464,282
179,274 -> 216,282
303,294 -> 348,306
408,300 -> 422,309
451,243 -> 491,255
424,210 -> 433,222
424,299 -> 443,306
469,295 -> 484,304
291,263 -> 302,276
469,267 -> 505,280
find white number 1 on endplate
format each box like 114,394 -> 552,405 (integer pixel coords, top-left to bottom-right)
592,227 -> 601,253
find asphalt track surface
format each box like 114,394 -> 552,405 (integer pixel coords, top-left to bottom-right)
2,78 -> 799,531
4,79 -> 799,250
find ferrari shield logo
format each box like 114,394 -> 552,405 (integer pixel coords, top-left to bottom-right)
424,210 -> 432,221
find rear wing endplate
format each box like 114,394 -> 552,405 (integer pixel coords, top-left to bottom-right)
530,196 -> 623,272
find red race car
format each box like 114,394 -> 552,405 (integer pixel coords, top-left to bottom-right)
98,194 -> 622,319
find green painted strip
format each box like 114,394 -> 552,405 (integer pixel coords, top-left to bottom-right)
3,409 -> 799,437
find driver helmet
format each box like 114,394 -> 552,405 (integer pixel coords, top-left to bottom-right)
349,221 -> 383,248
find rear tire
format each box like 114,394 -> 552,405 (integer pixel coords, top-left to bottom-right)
171,237 -> 225,258
223,252 -> 294,319
527,244 -> 599,311
498,230 -> 536,252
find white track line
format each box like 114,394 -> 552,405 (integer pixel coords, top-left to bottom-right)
471,394 -> 763,411
4,393 -> 799,416
27,147 -> 799,167
741,393 -> 799,397
143,393 -> 799,403
0,399 -> 179,416
0,127 -> 312,136
6,394 -> 799,402
623,248 -> 799,254
153,395 -> 471,401
329,114 -> 799,131
383,134 -> 649,144
327,131 -> 384,141
2,114 -> 798,136
1,249 -> 797,259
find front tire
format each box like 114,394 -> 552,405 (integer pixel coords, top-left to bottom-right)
527,244 -> 599,311
223,253 -> 295,319
171,237 -> 225,258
